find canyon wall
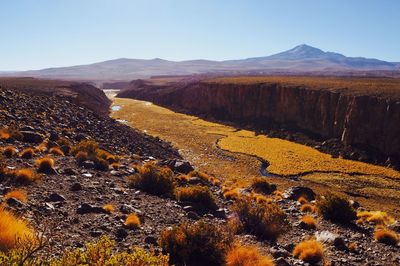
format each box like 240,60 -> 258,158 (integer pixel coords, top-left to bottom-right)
117,81 -> 400,162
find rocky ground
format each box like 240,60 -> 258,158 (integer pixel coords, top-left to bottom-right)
0,86 -> 399,265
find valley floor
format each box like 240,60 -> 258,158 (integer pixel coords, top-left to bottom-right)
111,97 -> 400,218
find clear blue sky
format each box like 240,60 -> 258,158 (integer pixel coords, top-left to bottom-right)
1,0 -> 399,70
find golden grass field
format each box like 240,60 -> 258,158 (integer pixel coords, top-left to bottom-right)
111,96 -> 400,217
207,76 -> 400,99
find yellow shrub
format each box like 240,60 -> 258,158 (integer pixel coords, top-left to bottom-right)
128,163 -> 175,196
317,193 -> 356,224
53,236 -> 168,265
357,211 -> 395,226
103,204 -> 115,214
300,204 -> 316,213
298,196 -> 308,205
110,162 -> 120,170
223,188 -> 241,200
253,194 -> 273,204
300,215 -> 317,230
19,148 -> 35,159
251,177 -> 276,194
125,214 -> 141,229
3,146 -> 17,158
226,244 -> 275,266
15,169 -> 37,183
159,220 -> 233,265
0,207 -> 35,251
232,197 -> 289,241
176,186 -> 217,210
75,151 -> 88,165
36,157 -> 55,173
374,228 -> 399,246
293,240 -> 324,264
4,189 -> 27,203
49,147 -> 64,156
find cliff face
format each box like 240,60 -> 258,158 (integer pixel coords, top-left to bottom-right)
117,81 -> 400,161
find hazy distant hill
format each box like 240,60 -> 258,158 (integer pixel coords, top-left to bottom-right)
1,44 -> 398,81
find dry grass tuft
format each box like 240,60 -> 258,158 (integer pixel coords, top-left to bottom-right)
293,240 -> 324,264
223,188 -> 241,200
175,174 -> 190,183
159,220 -> 233,266
110,162 -> 120,170
19,148 -> 35,159
317,193 -> 356,224
226,243 -> 274,266
374,227 -> 399,246
357,211 -> 395,226
4,189 -> 28,203
49,147 -> 64,156
298,196 -> 309,205
251,177 -> 276,194
176,185 -> 218,210
253,194 -> 273,205
0,129 -> 10,140
232,196 -> 289,241
348,242 -> 357,252
36,157 -> 55,173
188,170 -> 221,186
0,207 -> 35,251
124,213 -> 141,229
300,215 -> 317,230
300,204 -> 316,213
15,169 -> 37,183
103,204 -> 115,214
75,151 -> 88,165
128,163 -> 175,196
3,146 -> 17,158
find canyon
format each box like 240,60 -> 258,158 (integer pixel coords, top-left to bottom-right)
117,76 -> 400,169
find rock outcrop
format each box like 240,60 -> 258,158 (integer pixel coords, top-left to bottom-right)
117,79 -> 400,165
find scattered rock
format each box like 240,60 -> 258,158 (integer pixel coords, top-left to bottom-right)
47,193 -> 66,202
70,182 -> 83,191
20,131 -> 44,143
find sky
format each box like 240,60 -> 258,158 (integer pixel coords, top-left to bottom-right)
0,0 -> 399,70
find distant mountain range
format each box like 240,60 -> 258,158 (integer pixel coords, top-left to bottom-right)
2,44 -> 399,82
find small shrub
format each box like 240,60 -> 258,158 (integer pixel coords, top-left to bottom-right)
19,148 -> 35,159
316,193 -> 356,224
0,129 -> 10,140
225,243 -> 274,266
36,157 -> 55,173
348,242 -> 357,252
293,240 -> 324,264
125,213 -> 141,229
298,196 -> 308,205
159,220 -> 233,266
253,194 -> 273,204
175,174 -> 190,183
71,140 -> 98,156
300,204 -> 316,213
300,215 -> 317,230
54,236 -> 168,265
75,151 -> 88,165
176,186 -> 218,210
128,163 -> 175,196
106,154 -> 117,163
15,169 -> 37,183
3,146 -> 17,158
49,147 -> 64,156
374,228 -> 399,246
189,171 -> 220,186
357,211 -> 395,225
103,204 -> 115,214
251,177 -> 276,194
223,188 -> 241,200
0,207 -> 35,251
93,157 -> 109,171
273,190 -> 283,200
110,162 -> 120,170
35,143 -> 47,153
4,189 -> 28,203
232,197 -> 289,241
